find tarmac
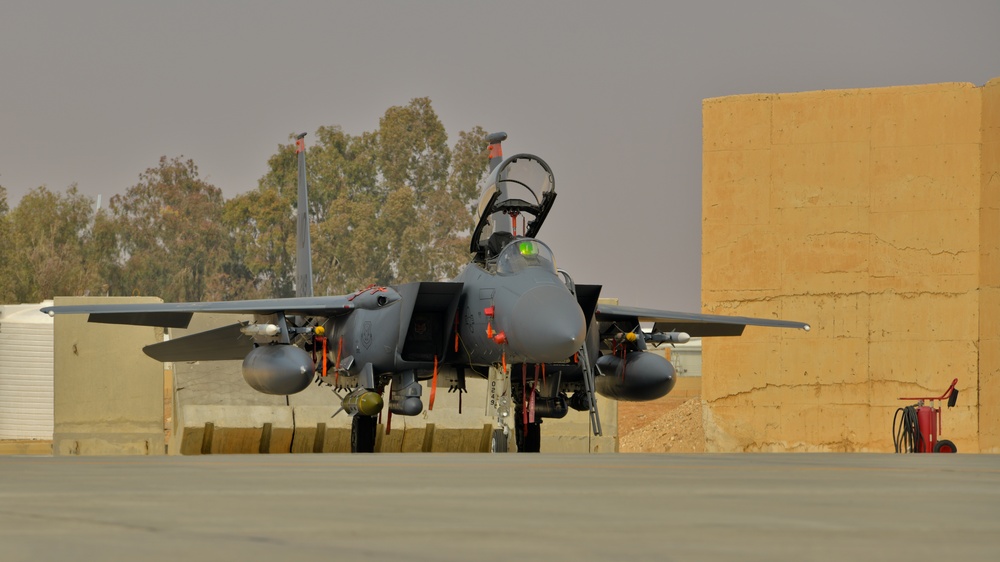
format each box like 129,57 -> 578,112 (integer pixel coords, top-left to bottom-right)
1,453 -> 998,561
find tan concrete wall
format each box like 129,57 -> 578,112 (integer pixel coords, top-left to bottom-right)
0,440 -> 52,455
53,297 -> 166,455
981,78 -> 1000,453
702,80 -> 996,452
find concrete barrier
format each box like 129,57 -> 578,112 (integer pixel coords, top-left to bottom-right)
173,381 -> 616,454
0,440 -> 52,455
178,405 -> 294,454
52,297 -> 166,456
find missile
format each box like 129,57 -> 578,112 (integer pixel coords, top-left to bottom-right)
342,388 -> 384,417
240,323 -> 280,337
645,331 -> 691,344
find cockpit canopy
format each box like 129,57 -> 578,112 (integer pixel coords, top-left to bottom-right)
496,238 -> 557,275
471,153 -> 557,260
475,154 -> 555,224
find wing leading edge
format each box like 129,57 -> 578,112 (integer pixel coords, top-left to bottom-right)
40,295 -> 357,329
595,304 -> 810,337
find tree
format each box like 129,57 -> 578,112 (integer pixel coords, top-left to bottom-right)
0,98 -> 489,304
311,99 -> 487,293
106,157 -> 231,302
377,98 -> 451,200
0,185 -> 12,302
449,127 -> 491,214
4,185 -> 104,302
221,187 -> 297,299
249,98 -> 489,296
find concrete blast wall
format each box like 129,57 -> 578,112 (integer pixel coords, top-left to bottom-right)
52,297 -> 166,455
701,78 -> 1000,452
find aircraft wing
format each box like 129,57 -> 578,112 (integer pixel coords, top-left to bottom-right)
40,296 -> 357,329
594,303 -> 810,337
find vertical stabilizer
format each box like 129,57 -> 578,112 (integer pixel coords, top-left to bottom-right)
487,131 -> 507,173
486,131 -> 510,234
295,133 -> 314,298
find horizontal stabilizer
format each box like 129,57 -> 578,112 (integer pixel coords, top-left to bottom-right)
143,322 -> 255,362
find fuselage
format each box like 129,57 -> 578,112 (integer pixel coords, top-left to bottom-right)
455,238 -> 586,365
451,253 -> 586,365
322,238 -> 587,382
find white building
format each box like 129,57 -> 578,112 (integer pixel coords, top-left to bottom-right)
0,302 -> 54,440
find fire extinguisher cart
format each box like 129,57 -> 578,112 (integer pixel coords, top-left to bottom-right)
893,378 -> 959,453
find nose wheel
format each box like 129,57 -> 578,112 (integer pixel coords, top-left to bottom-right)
490,427 -> 509,452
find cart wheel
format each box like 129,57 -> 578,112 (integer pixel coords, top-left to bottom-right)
933,439 -> 957,453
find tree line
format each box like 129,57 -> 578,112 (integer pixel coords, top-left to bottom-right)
0,98 -> 489,304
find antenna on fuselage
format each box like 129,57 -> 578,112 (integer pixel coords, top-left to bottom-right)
295,132 -> 314,298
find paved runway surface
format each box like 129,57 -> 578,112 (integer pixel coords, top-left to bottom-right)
1,453 -> 998,561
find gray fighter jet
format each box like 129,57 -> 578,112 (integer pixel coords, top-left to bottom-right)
43,132 -> 808,452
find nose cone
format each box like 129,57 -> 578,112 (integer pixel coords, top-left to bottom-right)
506,284 -> 587,362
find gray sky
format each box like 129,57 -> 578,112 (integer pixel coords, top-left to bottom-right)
2,1 -> 998,310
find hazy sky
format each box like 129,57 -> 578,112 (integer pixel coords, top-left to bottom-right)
2,1 -> 998,310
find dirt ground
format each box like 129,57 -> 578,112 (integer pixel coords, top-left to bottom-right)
618,395 -> 705,453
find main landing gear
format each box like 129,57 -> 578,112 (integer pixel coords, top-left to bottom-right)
515,411 -> 541,453
513,372 -> 543,453
351,414 -> 377,453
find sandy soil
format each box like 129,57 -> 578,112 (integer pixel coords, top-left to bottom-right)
618,395 -> 705,453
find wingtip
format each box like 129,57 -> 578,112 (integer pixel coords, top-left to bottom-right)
802,324 -> 811,332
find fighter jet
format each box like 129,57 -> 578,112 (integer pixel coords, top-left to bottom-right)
43,131 -> 809,453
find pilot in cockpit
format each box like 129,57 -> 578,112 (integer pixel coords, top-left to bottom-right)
496,238 -> 556,275
487,231 -> 515,258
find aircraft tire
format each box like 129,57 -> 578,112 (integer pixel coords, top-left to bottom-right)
491,428 -> 508,453
352,414 -> 377,453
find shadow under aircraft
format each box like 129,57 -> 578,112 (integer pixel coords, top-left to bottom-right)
44,131 -> 809,452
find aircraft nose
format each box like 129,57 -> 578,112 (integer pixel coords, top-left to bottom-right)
506,284 -> 587,363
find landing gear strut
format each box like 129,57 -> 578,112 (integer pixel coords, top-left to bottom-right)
487,365 -> 512,453
515,411 -> 541,453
